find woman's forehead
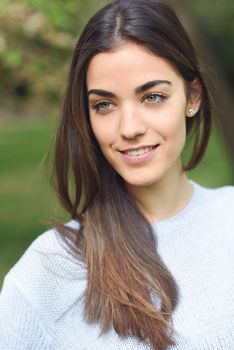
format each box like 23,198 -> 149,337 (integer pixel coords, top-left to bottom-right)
86,42 -> 182,91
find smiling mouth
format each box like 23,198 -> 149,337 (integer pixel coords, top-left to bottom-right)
120,144 -> 160,156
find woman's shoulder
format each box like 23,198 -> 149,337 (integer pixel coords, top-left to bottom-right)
194,180 -> 234,204
2,220 -> 87,322
8,220 -> 85,277
192,181 -> 234,221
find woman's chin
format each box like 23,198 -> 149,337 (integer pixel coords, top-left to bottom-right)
123,175 -> 162,188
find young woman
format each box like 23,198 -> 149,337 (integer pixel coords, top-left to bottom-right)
0,0 -> 234,349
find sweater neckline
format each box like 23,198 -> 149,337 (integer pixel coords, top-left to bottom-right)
151,179 -> 205,234
70,179 -> 205,234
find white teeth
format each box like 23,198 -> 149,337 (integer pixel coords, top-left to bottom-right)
125,146 -> 153,156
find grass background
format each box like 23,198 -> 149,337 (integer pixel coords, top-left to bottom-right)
0,117 -> 68,286
0,116 -> 233,286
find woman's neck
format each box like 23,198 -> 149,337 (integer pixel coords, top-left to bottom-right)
127,165 -> 193,224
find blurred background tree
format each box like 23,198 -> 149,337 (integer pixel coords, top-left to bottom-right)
189,0 -> 234,89
0,0 -> 233,285
188,0 -> 234,86
176,0 -> 234,168
0,0 -> 106,117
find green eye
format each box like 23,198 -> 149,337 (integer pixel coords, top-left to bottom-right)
144,93 -> 163,103
99,101 -> 111,110
93,101 -> 113,112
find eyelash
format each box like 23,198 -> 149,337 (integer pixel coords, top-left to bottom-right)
91,93 -> 168,113
142,92 -> 168,104
91,100 -> 112,112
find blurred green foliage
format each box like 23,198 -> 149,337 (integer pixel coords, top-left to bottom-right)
0,0 -> 107,106
184,0 -> 234,89
0,119 -> 68,285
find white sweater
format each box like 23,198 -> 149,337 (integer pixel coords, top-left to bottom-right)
0,180 -> 234,349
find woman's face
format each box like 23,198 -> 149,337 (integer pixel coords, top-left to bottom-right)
86,42 -> 199,188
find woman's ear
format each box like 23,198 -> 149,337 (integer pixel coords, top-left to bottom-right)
186,78 -> 202,117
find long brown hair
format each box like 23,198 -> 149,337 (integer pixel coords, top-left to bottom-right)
53,1 -> 212,349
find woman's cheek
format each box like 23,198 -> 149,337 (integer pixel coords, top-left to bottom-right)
90,120 -> 113,146
158,111 -> 187,155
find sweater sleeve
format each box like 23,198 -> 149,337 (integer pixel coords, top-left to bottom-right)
0,274 -> 54,350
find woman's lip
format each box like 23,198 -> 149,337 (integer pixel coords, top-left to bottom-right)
118,145 -> 160,164
119,145 -> 158,152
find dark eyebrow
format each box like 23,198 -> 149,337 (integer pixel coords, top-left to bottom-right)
87,80 -> 172,98
87,89 -> 115,98
135,80 -> 172,94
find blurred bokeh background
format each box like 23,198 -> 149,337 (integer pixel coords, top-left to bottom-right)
1,0 -> 234,286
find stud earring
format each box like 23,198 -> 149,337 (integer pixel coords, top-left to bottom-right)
187,108 -> 195,117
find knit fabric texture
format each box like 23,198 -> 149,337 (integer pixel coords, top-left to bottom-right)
0,180 -> 234,349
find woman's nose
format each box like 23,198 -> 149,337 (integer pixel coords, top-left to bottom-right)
119,105 -> 146,139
